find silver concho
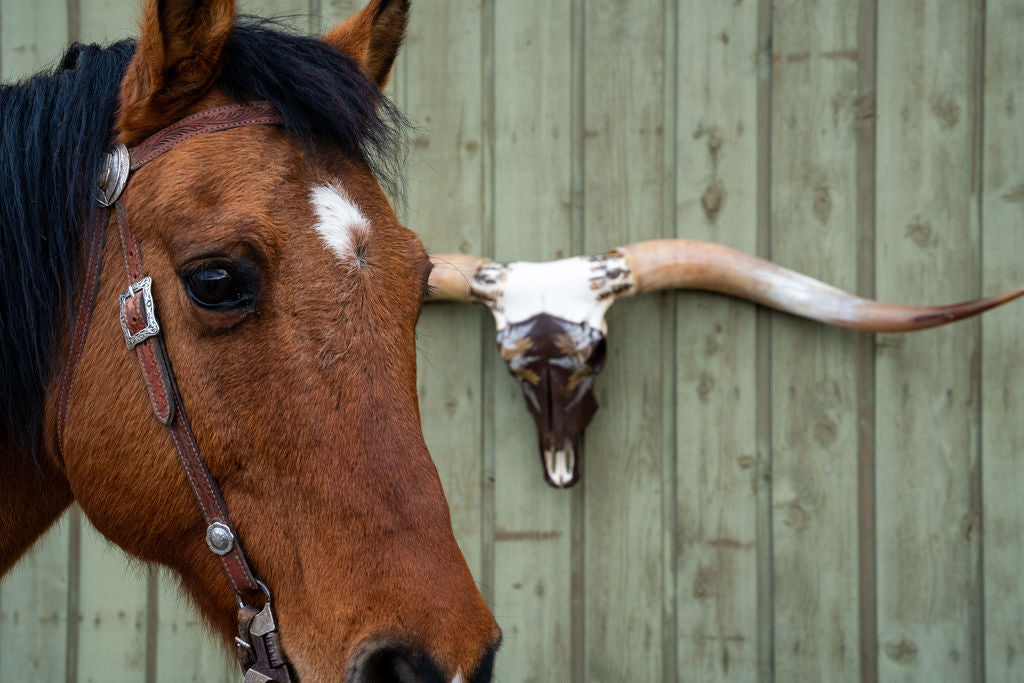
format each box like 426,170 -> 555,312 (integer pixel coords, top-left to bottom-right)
206,521 -> 235,556
96,142 -> 130,207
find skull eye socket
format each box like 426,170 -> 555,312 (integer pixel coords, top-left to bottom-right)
181,262 -> 258,310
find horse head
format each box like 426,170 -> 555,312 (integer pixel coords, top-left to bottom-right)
1,0 -> 499,680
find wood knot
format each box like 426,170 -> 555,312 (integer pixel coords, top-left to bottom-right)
813,418 -> 838,447
905,220 -> 936,248
930,94 -> 961,128
696,371 -> 715,402
707,130 -> 723,156
702,181 -> 725,220
812,186 -> 832,224
777,500 -> 809,531
884,639 -> 919,664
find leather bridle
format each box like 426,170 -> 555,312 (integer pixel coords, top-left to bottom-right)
57,102 -> 295,683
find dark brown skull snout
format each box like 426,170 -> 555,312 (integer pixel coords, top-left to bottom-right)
497,314 -> 607,488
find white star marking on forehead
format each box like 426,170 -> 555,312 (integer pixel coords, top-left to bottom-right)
311,183 -> 370,266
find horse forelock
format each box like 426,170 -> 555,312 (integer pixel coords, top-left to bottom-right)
221,19 -> 408,201
0,19 -> 407,462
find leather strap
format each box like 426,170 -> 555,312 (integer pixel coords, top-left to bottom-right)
114,184 -> 261,596
61,102 -> 292,682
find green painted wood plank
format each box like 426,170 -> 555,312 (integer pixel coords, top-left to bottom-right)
0,516 -> 71,681
488,1 -> 575,680
79,0 -> 140,43
155,570 -> 235,683
75,521 -> 148,682
981,1 -> 1024,680
769,1 -> 862,679
400,0 -> 486,579
875,0 -> 982,679
673,0 -> 760,679
582,1 -> 668,680
0,0 -> 69,81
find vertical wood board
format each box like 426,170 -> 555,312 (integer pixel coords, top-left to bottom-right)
582,0 -> 669,680
489,1 -> 576,680
981,0 -> 1024,680
400,0 -> 486,579
673,0 -> 761,679
876,0 -> 982,679
769,1 -> 862,679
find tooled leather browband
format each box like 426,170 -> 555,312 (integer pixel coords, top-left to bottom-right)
128,101 -> 283,171
58,102 -> 294,683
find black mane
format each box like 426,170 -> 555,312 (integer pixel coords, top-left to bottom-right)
0,20 -> 406,459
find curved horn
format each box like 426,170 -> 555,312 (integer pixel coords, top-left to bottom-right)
616,239 -> 1024,333
427,254 -> 492,302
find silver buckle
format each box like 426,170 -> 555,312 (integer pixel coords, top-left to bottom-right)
119,276 -> 160,349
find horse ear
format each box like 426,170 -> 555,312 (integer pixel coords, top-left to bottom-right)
119,0 -> 235,140
323,0 -> 409,89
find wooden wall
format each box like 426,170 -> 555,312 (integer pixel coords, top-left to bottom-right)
2,1 -> 1023,681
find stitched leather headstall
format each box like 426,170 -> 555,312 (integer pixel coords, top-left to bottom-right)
58,101 -> 294,683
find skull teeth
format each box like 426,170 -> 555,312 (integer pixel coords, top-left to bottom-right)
543,447 -> 575,488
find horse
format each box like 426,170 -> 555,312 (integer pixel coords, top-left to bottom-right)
0,1 -> 500,681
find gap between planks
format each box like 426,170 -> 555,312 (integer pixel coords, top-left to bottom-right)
569,0 -> 585,679
662,0 -> 680,680
755,0 -> 775,680
855,0 -> 879,682
968,0 -> 987,679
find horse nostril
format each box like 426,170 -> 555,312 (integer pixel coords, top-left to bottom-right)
347,641 -> 446,683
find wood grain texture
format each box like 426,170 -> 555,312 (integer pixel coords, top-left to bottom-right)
400,0 -> 486,579
488,1 -> 575,680
981,0 -> 1024,680
876,0 -> 982,679
854,1 -> 878,681
78,0 -> 139,43
674,0 -> 760,680
582,1 -> 669,680
769,1 -> 862,679
0,0 -> 69,81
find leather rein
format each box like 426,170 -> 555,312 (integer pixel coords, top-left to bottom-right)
57,102 -> 294,683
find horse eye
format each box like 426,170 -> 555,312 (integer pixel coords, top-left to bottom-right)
184,266 -> 252,309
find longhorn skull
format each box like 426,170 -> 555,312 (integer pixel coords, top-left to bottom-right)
427,239 -> 1024,488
